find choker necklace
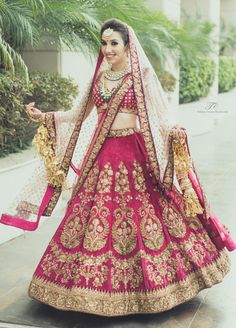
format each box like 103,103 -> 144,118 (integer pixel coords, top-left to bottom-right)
104,64 -> 131,81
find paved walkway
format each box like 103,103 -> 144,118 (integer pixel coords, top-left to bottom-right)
0,90 -> 236,327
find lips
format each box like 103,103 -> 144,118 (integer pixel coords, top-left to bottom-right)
106,55 -> 115,59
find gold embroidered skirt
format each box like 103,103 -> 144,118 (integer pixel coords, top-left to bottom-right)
28,128 -> 231,316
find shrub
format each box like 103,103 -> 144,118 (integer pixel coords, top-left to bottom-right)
179,57 -> 215,104
0,72 -> 78,157
26,72 -> 78,112
218,56 -> 236,93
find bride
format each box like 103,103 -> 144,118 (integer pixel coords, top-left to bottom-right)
1,18 -> 235,317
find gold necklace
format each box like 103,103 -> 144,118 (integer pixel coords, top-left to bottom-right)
104,64 -> 131,81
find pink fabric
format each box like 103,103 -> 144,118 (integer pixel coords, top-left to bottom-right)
31,131 -> 230,293
0,186 -> 54,231
92,74 -> 137,114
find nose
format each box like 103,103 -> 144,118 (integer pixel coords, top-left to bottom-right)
105,44 -> 113,54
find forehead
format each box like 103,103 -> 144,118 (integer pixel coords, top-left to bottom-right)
101,31 -> 123,41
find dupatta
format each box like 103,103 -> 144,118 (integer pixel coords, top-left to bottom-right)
1,23 -> 235,251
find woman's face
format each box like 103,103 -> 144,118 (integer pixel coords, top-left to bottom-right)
101,30 -> 128,67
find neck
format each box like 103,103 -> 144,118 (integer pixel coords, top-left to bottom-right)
111,61 -> 128,72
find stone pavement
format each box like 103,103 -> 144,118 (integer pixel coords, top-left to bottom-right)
0,99 -> 236,327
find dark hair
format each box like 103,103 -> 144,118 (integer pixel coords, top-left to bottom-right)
100,18 -> 129,46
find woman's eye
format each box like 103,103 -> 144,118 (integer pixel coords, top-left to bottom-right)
111,42 -> 118,46
101,41 -> 106,46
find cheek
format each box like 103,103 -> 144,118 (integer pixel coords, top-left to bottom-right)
117,46 -> 126,56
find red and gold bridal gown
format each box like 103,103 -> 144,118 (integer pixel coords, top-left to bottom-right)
28,72 -> 233,316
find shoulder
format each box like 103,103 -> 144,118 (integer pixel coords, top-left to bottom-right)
95,69 -> 105,84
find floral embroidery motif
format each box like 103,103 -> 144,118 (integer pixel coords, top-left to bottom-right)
112,207 -> 137,255
60,200 -> 90,249
97,162 -> 113,193
137,194 -> 165,251
83,163 -> 113,252
83,161 -> 100,193
132,160 -> 165,251
115,162 -> 130,195
132,160 -> 146,193
159,198 -> 187,238
111,254 -> 143,289
83,194 -> 110,252
112,162 -> 137,255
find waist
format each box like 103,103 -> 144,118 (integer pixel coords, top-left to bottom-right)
107,127 -> 141,138
97,105 -> 138,115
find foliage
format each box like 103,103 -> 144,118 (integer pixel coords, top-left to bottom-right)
219,21 -> 236,55
179,57 -> 215,104
0,0 -> 215,84
0,72 -> 78,157
218,56 -> 236,93
157,70 -> 176,92
26,72 -> 78,112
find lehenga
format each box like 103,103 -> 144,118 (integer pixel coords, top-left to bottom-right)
27,72 -> 232,317
1,23 -> 235,317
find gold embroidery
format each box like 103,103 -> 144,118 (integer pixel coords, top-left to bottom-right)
111,254 -> 143,289
171,133 -> 204,217
129,33 -> 160,183
69,75 -> 134,206
60,199 -> 91,249
160,198 -> 187,238
112,207 -> 137,255
132,160 -> 146,193
137,194 -> 165,251
97,162 -> 113,193
28,249 -> 230,316
107,127 -> 140,138
83,161 -> 100,193
32,112 -> 68,190
112,162 -> 137,255
83,163 -> 113,251
115,162 -> 130,195
16,201 -> 38,215
83,194 -> 110,252
132,161 -> 165,251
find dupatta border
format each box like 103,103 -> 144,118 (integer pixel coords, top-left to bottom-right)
44,74 -> 133,215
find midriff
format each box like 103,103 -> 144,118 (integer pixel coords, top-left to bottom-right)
98,112 -> 138,130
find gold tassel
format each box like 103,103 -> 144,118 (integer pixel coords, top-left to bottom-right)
32,123 -> 68,190
172,136 -> 204,217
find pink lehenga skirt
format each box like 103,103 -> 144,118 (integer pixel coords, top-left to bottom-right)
28,127 -> 231,316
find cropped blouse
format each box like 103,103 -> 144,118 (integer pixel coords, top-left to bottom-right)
92,73 -> 138,115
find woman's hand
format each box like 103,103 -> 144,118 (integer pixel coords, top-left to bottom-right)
169,125 -> 186,141
24,102 -> 45,122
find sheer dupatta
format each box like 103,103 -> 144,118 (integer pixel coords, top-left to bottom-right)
1,23 -> 236,251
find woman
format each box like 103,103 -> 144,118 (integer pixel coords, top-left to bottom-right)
1,18 -> 236,317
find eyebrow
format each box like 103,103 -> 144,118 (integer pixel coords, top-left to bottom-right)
101,39 -> 119,42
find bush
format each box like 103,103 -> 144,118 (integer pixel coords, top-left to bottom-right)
26,72 -> 78,112
157,70 -> 176,92
0,72 -> 78,157
218,56 -> 236,93
179,57 -> 215,104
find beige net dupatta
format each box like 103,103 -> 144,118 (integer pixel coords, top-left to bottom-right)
0,24 -> 215,234
127,26 -> 206,219
0,51 -> 105,231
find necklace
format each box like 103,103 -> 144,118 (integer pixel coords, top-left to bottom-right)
104,64 -> 131,81
98,77 -> 122,102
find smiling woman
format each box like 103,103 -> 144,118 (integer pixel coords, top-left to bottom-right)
1,18 -> 235,317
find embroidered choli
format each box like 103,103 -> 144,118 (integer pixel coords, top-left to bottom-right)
92,73 -> 138,115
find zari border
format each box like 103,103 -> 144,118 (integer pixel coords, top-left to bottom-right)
128,28 -> 160,184
28,249 -> 230,317
68,74 -> 134,205
42,82 -> 93,216
107,127 -> 141,138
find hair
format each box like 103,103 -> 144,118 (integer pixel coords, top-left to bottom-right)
100,18 -> 129,46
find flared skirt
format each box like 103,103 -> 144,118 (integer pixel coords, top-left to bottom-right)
28,127 -> 231,316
